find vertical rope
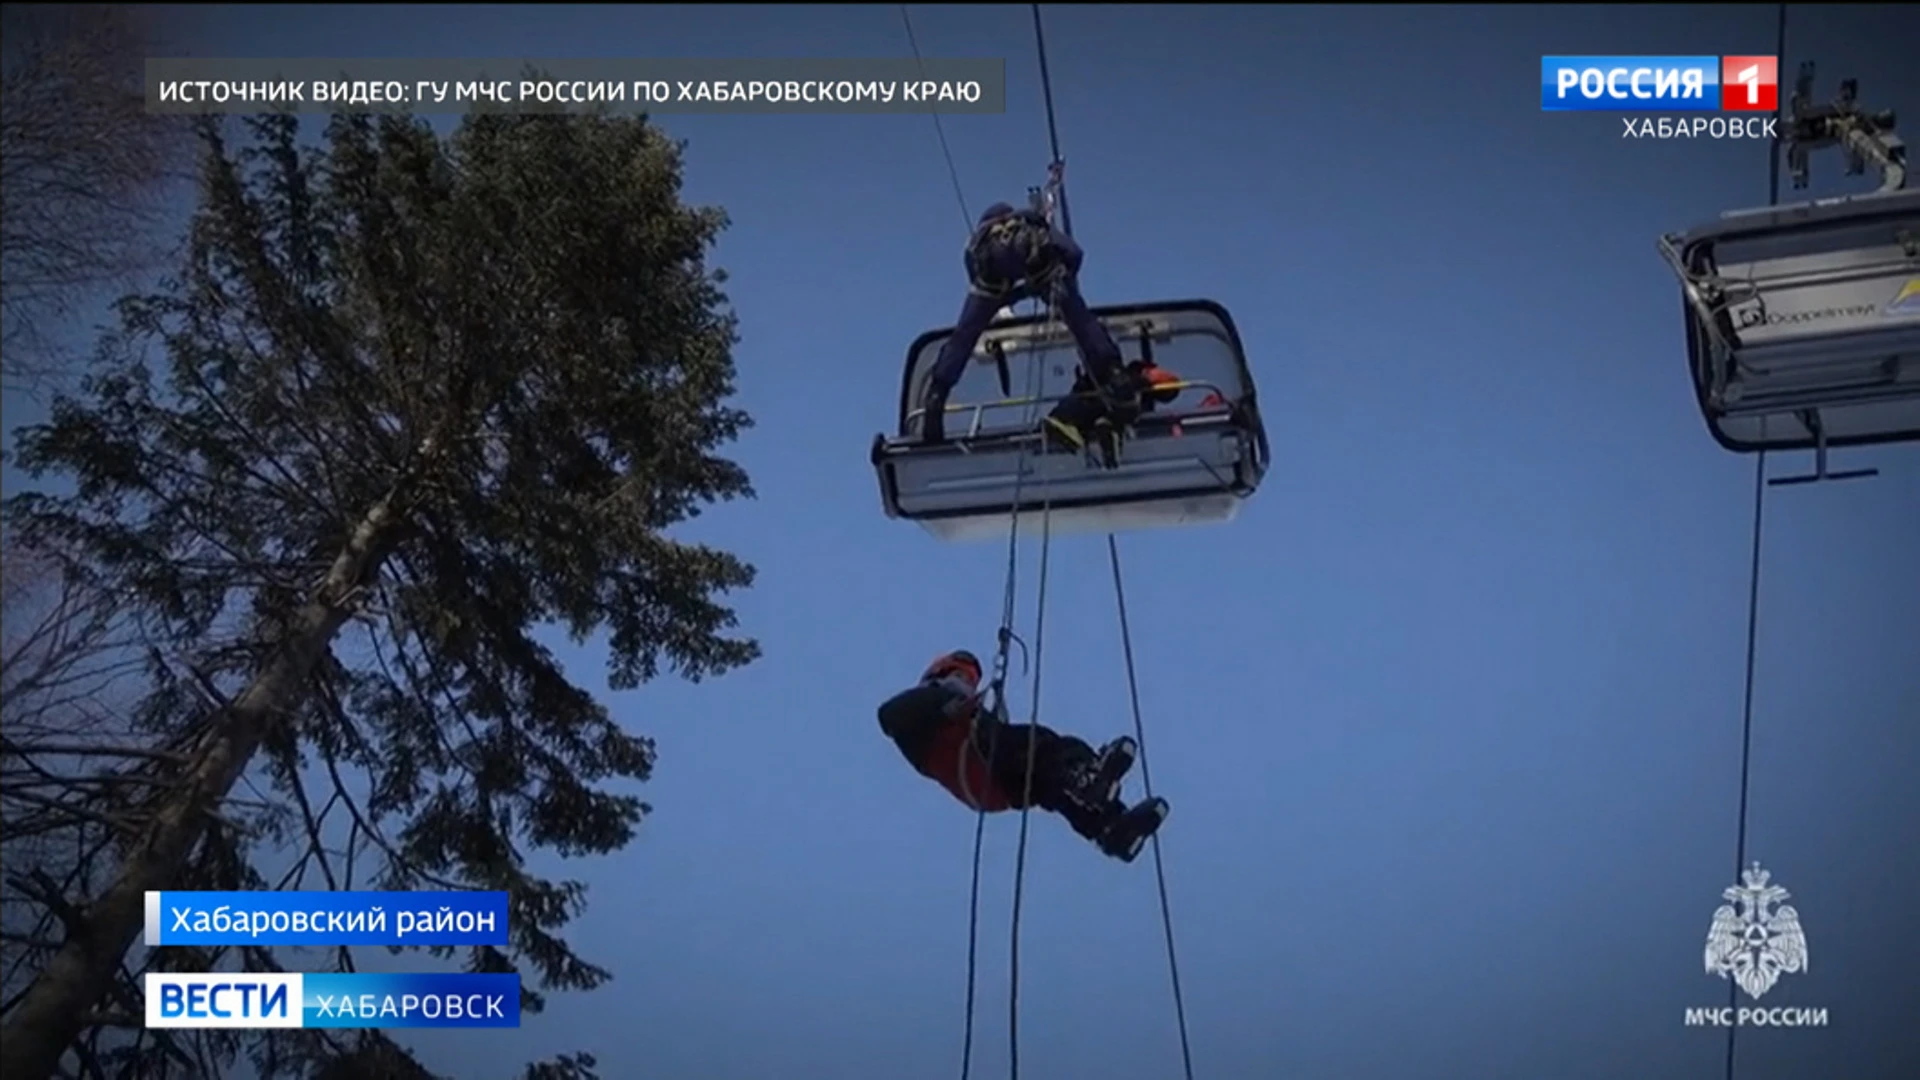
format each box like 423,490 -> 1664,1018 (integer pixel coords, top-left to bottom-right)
958,802 -> 986,1080
1001,12 -> 1073,1077
1029,4 -> 1072,237
1109,537 -> 1197,1080
1027,6 -> 1197,1078
1007,466 -> 1054,1080
958,283 -> 1052,1080
905,8 -> 1120,1078
899,5 -> 972,231
1725,7 -> 1788,1080
968,305 -> 1051,1080
905,9 -> 1074,1065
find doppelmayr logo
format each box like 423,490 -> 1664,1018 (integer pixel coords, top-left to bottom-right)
1737,303 -> 1878,328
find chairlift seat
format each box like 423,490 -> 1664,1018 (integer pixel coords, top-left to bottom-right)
871,299 -> 1269,542
1660,186 -> 1920,452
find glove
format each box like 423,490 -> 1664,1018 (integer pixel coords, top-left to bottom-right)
923,674 -> 981,716
942,690 -> 983,720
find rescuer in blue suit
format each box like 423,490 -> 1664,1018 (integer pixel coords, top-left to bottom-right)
919,202 -> 1143,445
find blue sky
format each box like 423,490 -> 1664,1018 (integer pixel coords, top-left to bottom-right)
18,3 -> 1920,1078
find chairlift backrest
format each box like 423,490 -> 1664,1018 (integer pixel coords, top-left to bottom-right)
893,299 -> 1258,439
1661,186 -> 1920,452
873,298 -> 1270,541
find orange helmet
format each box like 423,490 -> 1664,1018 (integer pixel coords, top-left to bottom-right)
923,649 -> 983,689
1127,360 -> 1182,404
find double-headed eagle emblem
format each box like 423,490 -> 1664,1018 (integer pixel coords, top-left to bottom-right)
1705,862 -> 1808,999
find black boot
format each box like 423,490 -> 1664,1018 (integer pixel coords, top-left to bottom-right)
1098,797 -> 1170,863
1095,369 -> 1144,427
1061,796 -> 1124,843
1058,737 -> 1137,842
1074,736 -> 1136,806
1089,417 -> 1125,469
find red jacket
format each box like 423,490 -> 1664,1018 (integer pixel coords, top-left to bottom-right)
919,701 -> 1012,813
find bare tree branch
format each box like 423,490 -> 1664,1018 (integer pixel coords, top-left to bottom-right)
0,4 -> 192,396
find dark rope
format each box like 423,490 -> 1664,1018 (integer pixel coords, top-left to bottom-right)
899,5 -> 972,231
898,12 -> 1049,1074
1023,6 -> 1197,1078
1726,7 -> 1788,1080
1007,466 -> 1054,1080
958,803 -> 987,1080
1029,4 -> 1073,237
1003,14 -> 1070,1077
945,115 -> 1061,1072
1109,536 -> 1197,1080
960,270 -> 1047,1080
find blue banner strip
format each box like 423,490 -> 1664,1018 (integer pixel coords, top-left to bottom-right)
145,890 -> 510,946
144,972 -> 522,1028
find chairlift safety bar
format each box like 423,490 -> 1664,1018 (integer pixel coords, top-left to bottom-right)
902,378 -> 1236,439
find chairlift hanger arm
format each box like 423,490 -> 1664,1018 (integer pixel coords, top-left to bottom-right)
1783,63 -> 1908,193
1766,409 -> 1880,486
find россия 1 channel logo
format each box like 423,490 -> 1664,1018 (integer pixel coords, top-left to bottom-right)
1541,56 -> 1778,112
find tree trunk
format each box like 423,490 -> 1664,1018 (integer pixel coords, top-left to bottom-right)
0,495 -> 402,1080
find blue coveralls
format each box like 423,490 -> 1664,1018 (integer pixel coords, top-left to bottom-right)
919,205 -> 1125,441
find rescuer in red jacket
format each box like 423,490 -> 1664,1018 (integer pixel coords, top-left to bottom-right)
877,649 -> 1170,862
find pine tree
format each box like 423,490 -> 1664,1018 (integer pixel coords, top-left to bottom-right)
0,110 -> 758,1079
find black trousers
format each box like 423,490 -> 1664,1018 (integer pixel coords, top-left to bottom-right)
1046,363 -> 1173,445
878,683 -> 1102,833
1047,374 -> 1117,437
926,272 -> 1124,401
